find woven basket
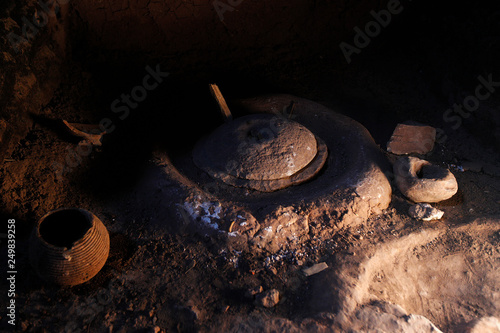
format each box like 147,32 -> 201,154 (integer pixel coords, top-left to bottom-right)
30,208 -> 110,286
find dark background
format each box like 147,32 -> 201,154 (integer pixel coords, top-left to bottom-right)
1,0 -> 500,158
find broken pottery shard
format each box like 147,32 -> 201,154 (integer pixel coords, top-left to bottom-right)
408,203 -> 444,221
62,120 -> 105,146
394,156 -> 458,203
255,289 -> 280,308
387,123 -> 436,155
303,262 -> 329,277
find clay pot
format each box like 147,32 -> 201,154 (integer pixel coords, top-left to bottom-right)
30,208 -> 110,286
394,156 -> 458,203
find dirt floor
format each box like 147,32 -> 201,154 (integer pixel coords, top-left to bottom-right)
0,48 -> 500,333
0,2 -> 500,331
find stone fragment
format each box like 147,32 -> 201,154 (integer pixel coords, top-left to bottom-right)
387,123 -> 436,155
408,203 -> 444,221
394,156 -> 458,203
267,266 -> 278,275
255,289 -> 280,308
184,305 -> 201,321
302,262 -> 329,277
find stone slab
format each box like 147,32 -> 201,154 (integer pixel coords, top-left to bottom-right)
387,123 -> 436,155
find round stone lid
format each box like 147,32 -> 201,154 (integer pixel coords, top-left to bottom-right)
193,114 -> 318,181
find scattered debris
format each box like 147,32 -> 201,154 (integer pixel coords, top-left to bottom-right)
255,289 -> 280,308
449,164 -> 465,172
394,156 -> 458,203
408,203 -> 444,221
62,120 -> 106,146
302,262 -> 329,277
387,123 -> 436,155
179,199 -> 222,231
267,266 -> 278,276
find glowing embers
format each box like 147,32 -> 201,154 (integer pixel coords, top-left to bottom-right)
193,114 -> 328,192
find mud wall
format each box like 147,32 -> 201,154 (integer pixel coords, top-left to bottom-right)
1,0 -> 392,159
0,0 -> 70,160
71,0 -> 387,74
2,0 -> 500,159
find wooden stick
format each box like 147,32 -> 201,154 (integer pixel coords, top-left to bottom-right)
62,120 -> 104,146
209,84 -> 233,122
287,100 -> 296,119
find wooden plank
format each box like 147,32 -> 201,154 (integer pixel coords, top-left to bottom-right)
209,84 -> 233,122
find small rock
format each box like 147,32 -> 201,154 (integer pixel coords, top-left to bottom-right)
255,289 -> 280,308
245,286 -> 264,299
184,305 -> 201,321
302,262 -> 329,277
267,266 -> 278,275
387,123 -> 436,155
408,203 -> 444,221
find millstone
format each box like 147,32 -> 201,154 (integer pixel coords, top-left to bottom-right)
193,114 -> 327,191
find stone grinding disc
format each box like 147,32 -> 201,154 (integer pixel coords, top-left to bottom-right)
193,114 -> 327,191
